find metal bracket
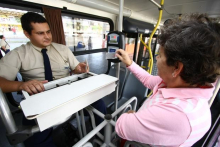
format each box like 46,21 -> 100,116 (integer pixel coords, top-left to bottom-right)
149,0 -> 162,9
158,4 -> 164,10
7,126 -> 33,145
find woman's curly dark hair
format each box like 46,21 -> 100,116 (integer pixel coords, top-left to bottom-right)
158,14 -> 220,85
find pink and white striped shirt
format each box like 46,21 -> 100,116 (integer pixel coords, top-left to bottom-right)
115,62 -> 214,147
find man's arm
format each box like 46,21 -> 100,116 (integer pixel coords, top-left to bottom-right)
0,76 -> 47,95
1,46 -> 6,51
0,46 -> 47,95
64,45 -> 88,74
0,76 -> 22,92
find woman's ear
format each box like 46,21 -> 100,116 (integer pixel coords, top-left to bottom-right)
172,62 -> 183,77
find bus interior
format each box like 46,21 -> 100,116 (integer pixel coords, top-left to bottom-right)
0,0 -> 220,147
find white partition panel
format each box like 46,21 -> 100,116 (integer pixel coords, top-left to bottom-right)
20,73 -> 118,131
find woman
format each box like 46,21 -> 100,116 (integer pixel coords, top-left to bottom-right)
115,14 -> 220,147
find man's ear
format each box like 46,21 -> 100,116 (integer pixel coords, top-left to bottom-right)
23,30 -> 30,39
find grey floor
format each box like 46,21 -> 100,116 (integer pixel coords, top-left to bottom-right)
0,52 -> 108,147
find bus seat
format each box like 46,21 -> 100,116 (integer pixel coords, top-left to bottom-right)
108,64 -> 128,99
209,78 -> 220,107
4,73 -> 24,113
16,72 -> 23,82
123,141 -> 151,147
110,72 -> 147,112
102,64 -> 128,110
217,90 -> 220,103
5,92 -> 20,108
193,79 -> 220,147
82,142 -> 93,147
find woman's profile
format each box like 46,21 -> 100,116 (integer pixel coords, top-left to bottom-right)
115,14 -> 220,147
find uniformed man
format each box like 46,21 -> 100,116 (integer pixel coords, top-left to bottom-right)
0,12 -> 106,147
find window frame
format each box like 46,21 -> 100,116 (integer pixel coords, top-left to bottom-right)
61,11 -> 114,55
0,0 -> 114,56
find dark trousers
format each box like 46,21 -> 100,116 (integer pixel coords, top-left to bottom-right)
0,51 -> 2,59
23,99 -> 106,147
0,48 -> 10,54
5,49 -> 10,54
22,118 -> 56,147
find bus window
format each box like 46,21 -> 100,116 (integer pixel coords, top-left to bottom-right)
0,7 -> 30,51
62,15 -> 110,52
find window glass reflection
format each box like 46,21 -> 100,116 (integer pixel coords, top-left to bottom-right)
62,16 -> 110,52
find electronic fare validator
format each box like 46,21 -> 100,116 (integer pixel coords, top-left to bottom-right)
106,31 -> 125,59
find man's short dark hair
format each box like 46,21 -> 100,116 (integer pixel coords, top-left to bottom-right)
158,14 -> 220,85
0,35 -> 3,39
20,12 -> 47,34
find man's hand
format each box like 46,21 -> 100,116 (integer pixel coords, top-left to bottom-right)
73,62 -> 89,74
18,80 -> 48,95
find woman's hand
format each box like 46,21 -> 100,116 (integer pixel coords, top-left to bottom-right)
116,49 -> 132,66
127,110 -> 135,113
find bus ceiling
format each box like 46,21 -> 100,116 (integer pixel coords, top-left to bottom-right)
62,0 -> 156,25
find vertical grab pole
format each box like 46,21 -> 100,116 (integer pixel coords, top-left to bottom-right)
118,0 -> 123,32
114,0 -> 124,112
0,88 -> 17,134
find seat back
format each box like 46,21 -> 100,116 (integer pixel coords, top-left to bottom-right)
124,141 -> 151,147
209,78 -> 220,107
109,70 -> 148,112
120,72 -> 147,108
217,90 -> 220,103
102,64 -> 128,108
6,73 -> 23,108
108,64 -> 128,98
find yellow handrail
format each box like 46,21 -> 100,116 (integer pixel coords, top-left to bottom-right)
140,34 -> 151,73
148,0 -> 164,74
140,0 -> 164,74
139,0 -> 164,97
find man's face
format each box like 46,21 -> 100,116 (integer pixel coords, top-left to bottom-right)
25,22 -> 52,48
